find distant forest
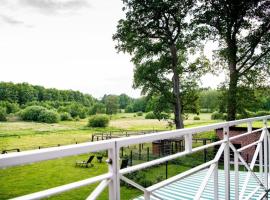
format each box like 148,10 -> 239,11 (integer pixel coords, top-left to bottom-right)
0,82 -> 269,123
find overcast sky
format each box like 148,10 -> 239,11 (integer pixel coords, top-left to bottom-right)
0,0 -> 224,98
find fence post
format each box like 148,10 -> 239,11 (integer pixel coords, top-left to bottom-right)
184,134 -> 192,152
223,125 -> 230,200
121,147 -> 124,158
203,139 -> 207,162
247,121 -> 252,133
130,150 -> 133,166
263,126 -> 268,199
108,141 -> 120,200
139,144 -> 142,160
147,147 -> 150,161
165,161 -> 168,179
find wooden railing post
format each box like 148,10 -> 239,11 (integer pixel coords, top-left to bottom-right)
223,125 -> 230,200
108,142 -> 120,200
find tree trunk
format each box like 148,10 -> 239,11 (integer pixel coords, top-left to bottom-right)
170,44 -> 184,129
227,63 -> 238,121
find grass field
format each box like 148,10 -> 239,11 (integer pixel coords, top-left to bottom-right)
0,113 -> 268,200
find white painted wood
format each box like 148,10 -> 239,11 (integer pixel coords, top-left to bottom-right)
229,128 -> 264,141
120,140 -> 224,175
120,175 -> 145,192
86,179 -> 110,200
0,140 -> 114,168
194,163 -> 216,200
223,125 -> 230,200
1,115 -> 269,200
214,164 -> 218,200
234,152 -> 239,200
264,129 -> 268,192
237,140 -> 261,152
147,159 -> 217,192
108,141 -> 120,200
247,121 -> 252,133
185,134 -> 192,152
10,173 -> 112,200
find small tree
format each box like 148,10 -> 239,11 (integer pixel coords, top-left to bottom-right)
104,95 -> 119,115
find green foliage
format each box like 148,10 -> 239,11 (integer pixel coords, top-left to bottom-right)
118,94 -> 131,109
136,111 -> 143,116
194,0 -> 270,120
0,82 -> 95,106
193,116 -> 200,120
103,95 -> 119,115
0,101 -> 20,114
87,115 -> 110,127
211,112 -> 225,120
132,97 -> 147,112
20,106 -> 59,123
125,105 -> 134,113
199,89 -> 220,112
145,112 -> 156,119
20,106 -> 47,121
113,0 -> 209,128
38,110 -> 60,123
60,112 -> 73,121
67,103 -> 87,119
0,107 -> 7,121
89,103 -> 106,115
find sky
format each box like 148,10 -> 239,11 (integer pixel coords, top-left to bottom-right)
0,0 -> 224,98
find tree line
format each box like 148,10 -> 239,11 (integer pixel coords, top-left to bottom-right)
0,81 -> 269,123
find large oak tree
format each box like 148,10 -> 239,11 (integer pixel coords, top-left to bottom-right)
113,0 -> 208,129
195,0 -> 270,120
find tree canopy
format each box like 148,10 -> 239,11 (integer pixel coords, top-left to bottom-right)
195,0 -> 270,120
113,0 -> 209,128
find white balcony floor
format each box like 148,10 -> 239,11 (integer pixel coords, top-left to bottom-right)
134,169 -> 268,200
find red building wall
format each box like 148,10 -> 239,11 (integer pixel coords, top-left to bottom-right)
216,127 -> 263,162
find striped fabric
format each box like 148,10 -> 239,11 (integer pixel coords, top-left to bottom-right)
134,169 -> 267,200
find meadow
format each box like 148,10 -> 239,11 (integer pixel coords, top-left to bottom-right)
0,113 -> 268,200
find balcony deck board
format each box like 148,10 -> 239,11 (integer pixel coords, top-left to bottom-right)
134,169 -> 268,200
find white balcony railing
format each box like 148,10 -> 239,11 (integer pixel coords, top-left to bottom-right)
0,115 -> 270,200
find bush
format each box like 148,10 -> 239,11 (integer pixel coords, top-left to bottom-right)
60,112 -> 72,121
0,107 -> 7,121
137,111 -> 143,116
38,110 -> 60,123
20,106 -> 47,121
193,116 -> 200,120
145,112 -> 156,119
0,101 -> 20,114
159,112 -> 170,120
211,111 -> 225,120
88,115 -> 110,127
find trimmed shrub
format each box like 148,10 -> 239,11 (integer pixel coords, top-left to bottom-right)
211,111 -> 224,120
137,111 -> 143,116
60,112 -> 72,121
20,106 -> 47,121
88,115 -> 110,127
193,116 -> 200,120
145,112 -> 156,119
38,110 -> 60,123
0,107 -> 7,121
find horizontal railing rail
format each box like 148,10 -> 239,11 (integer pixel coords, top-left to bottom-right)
0,115 -> 270,200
